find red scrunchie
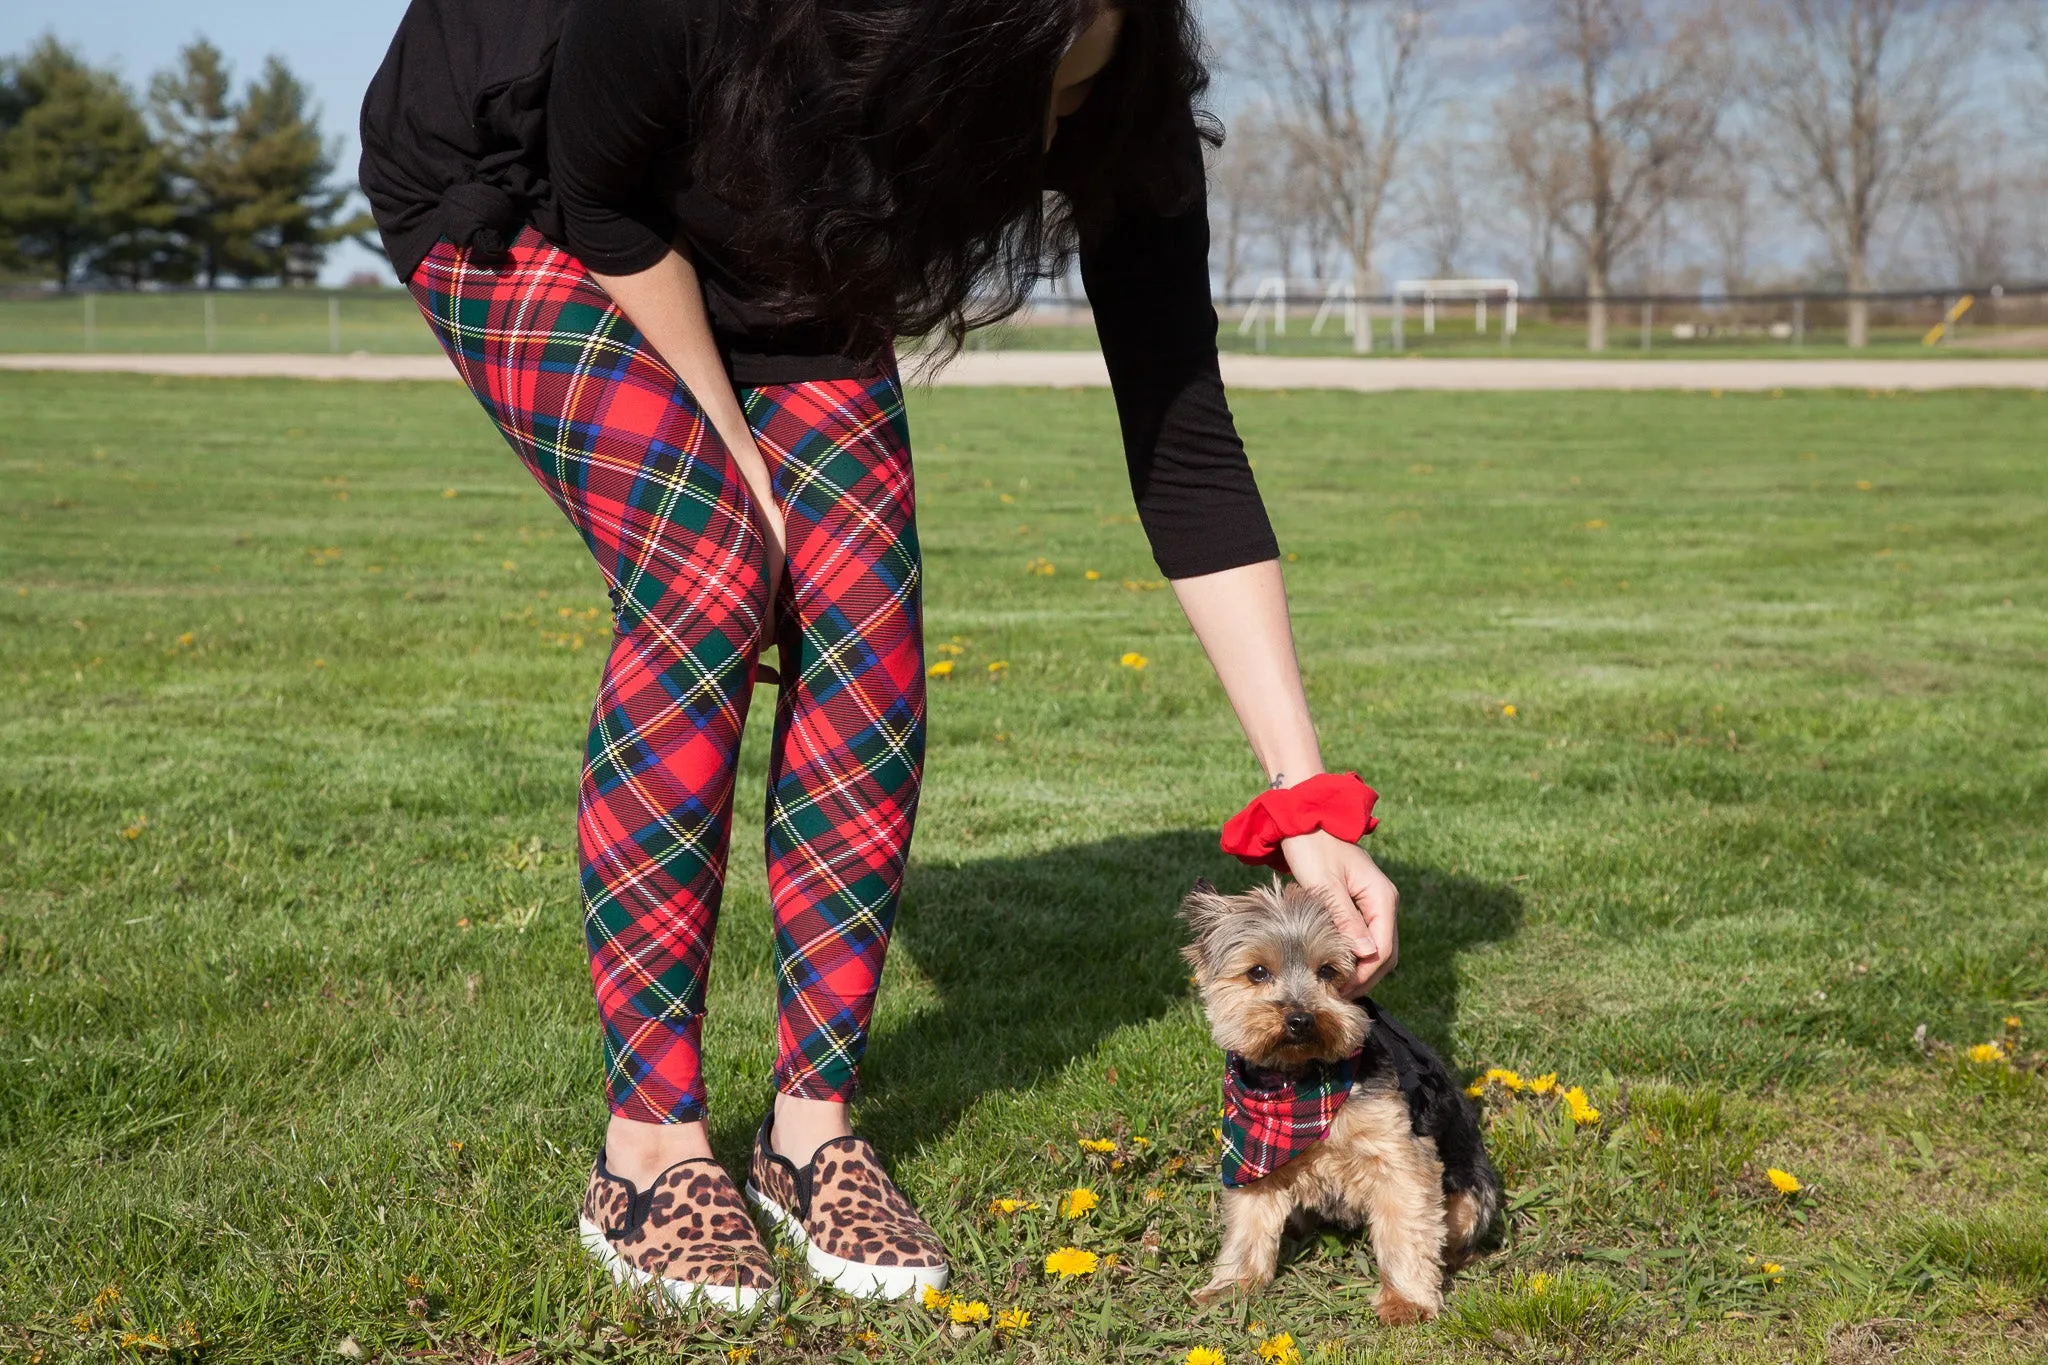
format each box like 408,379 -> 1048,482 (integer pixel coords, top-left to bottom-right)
1220,772 -> 1379,872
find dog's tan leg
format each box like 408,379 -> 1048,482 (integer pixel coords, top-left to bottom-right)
1443,1189 -> 1485,1269
1194,1180 -> 1293,1305
1327,1093 -> 1449,1324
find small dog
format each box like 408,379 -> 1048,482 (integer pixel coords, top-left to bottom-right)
1180,879 -> 1500,1323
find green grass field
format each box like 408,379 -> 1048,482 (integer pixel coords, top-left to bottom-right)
2,373 -> 2045,1363
5,288 -> 2043,359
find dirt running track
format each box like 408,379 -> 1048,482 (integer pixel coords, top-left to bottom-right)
3,351 -> 2044,391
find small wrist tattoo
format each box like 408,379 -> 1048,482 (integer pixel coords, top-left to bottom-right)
1269,772 -> 1287,790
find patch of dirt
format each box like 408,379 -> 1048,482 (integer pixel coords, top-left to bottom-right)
1824,1317 -> 1915,1363
1954,327 -> 2048,351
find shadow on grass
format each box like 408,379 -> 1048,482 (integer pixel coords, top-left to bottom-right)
824,829 -> 1525,1159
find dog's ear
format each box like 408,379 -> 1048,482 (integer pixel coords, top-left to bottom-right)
1178,879 -> 1235,945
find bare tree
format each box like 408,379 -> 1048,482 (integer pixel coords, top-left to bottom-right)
1496,0 -> 1723,350
1233,0 -> 1434,291
2024,4 -> 2048,142
1745,0 -> 1983,347
1925,130 -> 2014,285
1405,135 -> 1473,276
1209,113 -> 1283,296
1698,136 -> 1763,294
1492,115 -> 1577,295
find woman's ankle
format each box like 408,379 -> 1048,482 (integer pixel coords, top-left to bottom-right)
605,1113 -> 714,1189
768,1092 -> 853,1168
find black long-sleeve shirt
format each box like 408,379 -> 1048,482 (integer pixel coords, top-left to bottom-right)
359,0 -> 1276,578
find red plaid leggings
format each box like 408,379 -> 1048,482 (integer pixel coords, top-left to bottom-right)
410,229 -> 924,1124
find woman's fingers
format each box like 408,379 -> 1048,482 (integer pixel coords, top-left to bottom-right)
1279,831 -> 1400,997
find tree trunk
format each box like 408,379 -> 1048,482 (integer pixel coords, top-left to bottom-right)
1845,249 -> 1869,349
1586,265 -> 1609,352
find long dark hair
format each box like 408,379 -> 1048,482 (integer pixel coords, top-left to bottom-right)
691,0 -> 1218,359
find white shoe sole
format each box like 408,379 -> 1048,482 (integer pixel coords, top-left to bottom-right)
745,1186 -> 948,1301
578,1217 -> 779,1314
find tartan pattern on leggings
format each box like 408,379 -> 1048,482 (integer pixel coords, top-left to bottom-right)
749,383 -> 924,1099
408,227 -> 923,1122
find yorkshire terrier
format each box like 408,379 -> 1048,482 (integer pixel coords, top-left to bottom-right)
1180,879 -> 1500,1323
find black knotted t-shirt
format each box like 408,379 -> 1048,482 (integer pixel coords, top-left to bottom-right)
358,0 -> 1278,578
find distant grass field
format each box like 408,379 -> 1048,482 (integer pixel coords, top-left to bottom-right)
6,287 -> 2044,359
2,373 -> 2045,1363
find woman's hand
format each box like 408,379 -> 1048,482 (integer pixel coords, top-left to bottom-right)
1280,830 -> 1399,997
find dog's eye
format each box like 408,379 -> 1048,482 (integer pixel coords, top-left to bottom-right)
1316,963 -> 1341,981
1245,964 -> 1271,984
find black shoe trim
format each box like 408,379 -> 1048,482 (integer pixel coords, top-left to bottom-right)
596,1150 -> 728,1239
753,1112 -> 816,1220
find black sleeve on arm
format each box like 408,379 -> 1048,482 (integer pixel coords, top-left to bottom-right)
1080,188 -> 1279,580
547,0 -> 692,275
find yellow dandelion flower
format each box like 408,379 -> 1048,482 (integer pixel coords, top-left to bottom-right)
1766,1168 -> 1801,1194
1528,1273 -> 1551,1294
1085,570 -> 1101,580
996,1308 -> 1031,1332
502,560 -> 518,571
920,1284 -> 951,1312
1583,519 -> 1608,530
1043,1246 -> 1100,1279
93,1285 -> 121,1310
1079,1138 -> 1115,1153
1464,1081 -> 1485,1098
119,1333 -> 169,1352
987,660 -> 1009,673
1184,1349 -> 1227,1365
1967,1041 -> 2008,1064
950,1300 -> 991,1325
1213,1126 -> 1225,1146
927,660 -> 955,678
1856,480 -> 1873,491
1762,1261 -> 1785,1280
1143,1187 -> 1164,1203
1060,1187 -> 1100,1218
1120,651 -> 1148,670
1132,1136 -> 1151,1147
1562,1086 -> 1601,1124
938,642 -> 964,656
2006,1016 -> 2023,1029
1527,1073 -> 1558,1095
1501,704 -> 1518,718
856,1330 -> 881,1346
989,1198 -> 1039,1215
727,1348 -> 756,1363
442,488 -> 458,498
1483,1068 -> 1525,1092
177,632 -> 195,646
1258,1332 -> 1301,1365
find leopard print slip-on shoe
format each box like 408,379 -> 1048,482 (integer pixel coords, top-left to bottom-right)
744,1116 -> 949,1300
579,1153 -> 779,1313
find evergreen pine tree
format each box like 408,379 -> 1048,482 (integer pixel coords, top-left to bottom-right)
0,38 -> 170,288
149,40 -> 239,288
152,43 -> 360,286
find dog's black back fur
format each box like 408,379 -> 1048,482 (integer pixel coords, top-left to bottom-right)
1355,999 -> 1501,1215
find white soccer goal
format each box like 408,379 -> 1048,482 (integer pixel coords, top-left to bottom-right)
1238,277 -> 1374,353
1390,278 -> 1519,351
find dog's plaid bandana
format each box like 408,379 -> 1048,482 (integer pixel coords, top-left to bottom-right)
1219,1051 -> 1359,1188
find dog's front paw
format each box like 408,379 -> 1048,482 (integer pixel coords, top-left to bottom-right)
1192,1276 -> 1256,1307
1373,1285 -> 1440,1326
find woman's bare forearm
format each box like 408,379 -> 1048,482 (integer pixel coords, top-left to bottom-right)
587,247 -> 785,571
1171,559 -> 1324,786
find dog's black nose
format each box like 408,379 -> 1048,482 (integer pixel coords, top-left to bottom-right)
1283,1011 -> 1316,1042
